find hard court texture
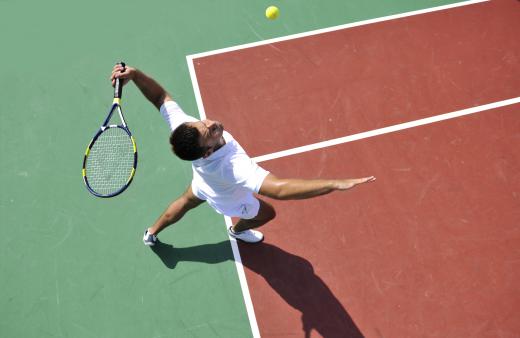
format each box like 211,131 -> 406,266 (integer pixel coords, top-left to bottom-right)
1,0 -> 518,337
193,1 -> 520,336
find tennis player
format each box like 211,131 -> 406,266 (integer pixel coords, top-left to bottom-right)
111,65 -> 376,245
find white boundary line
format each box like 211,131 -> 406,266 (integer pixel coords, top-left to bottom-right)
184,1 -> 494,337
186,58 -> 207,120
186,0 -> 490,122
253,97 -> 520,163
224,217 -> 261,338
187,0 -> 489,60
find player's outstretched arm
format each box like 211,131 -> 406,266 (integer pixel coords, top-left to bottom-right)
147,185 -> 205,236
258,174 -> 375,200
110,64 -> 172,109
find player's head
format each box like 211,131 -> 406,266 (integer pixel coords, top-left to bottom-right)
170,119 -> 224,161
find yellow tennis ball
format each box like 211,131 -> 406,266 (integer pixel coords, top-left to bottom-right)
265,6 -> 279,20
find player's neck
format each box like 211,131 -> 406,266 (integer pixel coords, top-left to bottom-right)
213,136 -> 226,152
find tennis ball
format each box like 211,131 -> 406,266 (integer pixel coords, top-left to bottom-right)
265,6 -> 279,20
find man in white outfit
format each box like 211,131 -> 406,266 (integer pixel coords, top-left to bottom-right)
110,64 -> 376,245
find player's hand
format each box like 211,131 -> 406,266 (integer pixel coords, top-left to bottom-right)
110,64 -> 136,87
335,176 -> 376,190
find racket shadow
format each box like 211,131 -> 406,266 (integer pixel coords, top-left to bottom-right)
151,240 -> 364,338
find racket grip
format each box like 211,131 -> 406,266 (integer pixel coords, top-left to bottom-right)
114,61 -> 126,99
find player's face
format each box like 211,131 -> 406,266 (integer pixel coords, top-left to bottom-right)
193,119 -> 224,156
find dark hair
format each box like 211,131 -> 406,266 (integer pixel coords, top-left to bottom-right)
169,123 -> 206,161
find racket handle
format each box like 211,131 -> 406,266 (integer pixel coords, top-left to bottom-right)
114,61 -> 126,99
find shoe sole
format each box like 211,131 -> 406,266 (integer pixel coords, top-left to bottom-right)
232,236 -> 264,244
228,228 -> 264,244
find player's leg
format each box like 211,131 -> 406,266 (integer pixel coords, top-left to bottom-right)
143,185 -> 205,246
233,198 -> 276,232
228,198 -> 275,243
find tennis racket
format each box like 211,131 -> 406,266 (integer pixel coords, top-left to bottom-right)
82,62 -> 138,198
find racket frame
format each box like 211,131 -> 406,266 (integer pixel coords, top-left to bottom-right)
82,62 -> 138,198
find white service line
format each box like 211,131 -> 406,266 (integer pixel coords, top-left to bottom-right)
184,1 -> 495,337
224,216 -> 261,338
186,0 -> 490,122
253,97 -> 520,163
187,0 -> 489,60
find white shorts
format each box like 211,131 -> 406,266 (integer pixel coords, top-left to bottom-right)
200,192 -> 260,220
231,193 -> 261,219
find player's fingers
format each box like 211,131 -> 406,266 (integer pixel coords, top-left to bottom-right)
110,66 -> 132,86
356,176 -> 374,184
110,68 -> 122,77
111,65 -> 126,75
113,70 -> 129,79
112,65 -> 122,74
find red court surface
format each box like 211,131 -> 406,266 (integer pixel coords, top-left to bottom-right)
193,0 -> 520,158
240,104 -> 520,337
191,0 -> 520,337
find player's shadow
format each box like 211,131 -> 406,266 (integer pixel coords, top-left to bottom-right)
151,240 -> 364,338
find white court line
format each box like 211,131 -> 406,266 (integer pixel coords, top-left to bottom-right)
187,0 -> 489,60
186,0 -> 490,122
224,217 -> 261,338
184,1 -> 492,337
211,97 -> 520,337
253,97 -> 520,163
186,58 -> 207,121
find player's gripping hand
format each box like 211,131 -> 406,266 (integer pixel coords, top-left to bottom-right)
110,64 -> 136,87
335,176 -> 376,190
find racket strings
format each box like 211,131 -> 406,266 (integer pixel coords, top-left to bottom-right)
85,127 -> 135,195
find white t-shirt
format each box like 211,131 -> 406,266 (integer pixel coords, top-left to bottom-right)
160,100 -> 198,130
160,101 -> 269,218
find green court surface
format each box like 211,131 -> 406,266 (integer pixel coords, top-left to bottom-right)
0,1 -> 466,337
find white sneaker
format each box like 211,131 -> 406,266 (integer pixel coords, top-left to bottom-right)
228,226 -> 264,243
143,230 -> 157,246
